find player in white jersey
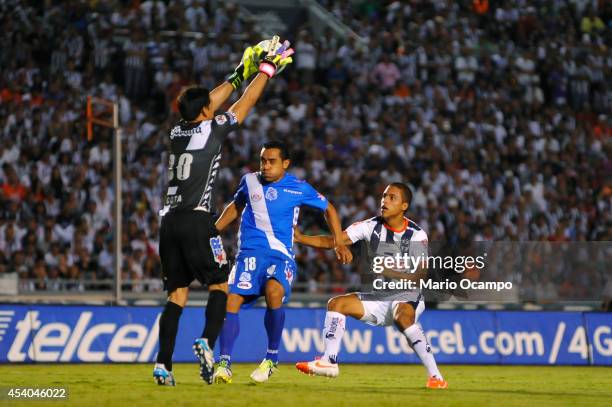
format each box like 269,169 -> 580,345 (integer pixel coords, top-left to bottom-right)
294,183 -> 448,389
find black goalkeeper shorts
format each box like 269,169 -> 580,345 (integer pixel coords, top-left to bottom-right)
159,210 -> 229,292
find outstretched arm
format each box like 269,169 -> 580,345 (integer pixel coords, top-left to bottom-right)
228,73 -> 270,124
293,227 -> 353,249
228,36 -> 294,124
209,44 -> 266,111
324,202 -> 353,264
208,82 -> 234,113
293,202 -> 354,263
215,201 -> 244,232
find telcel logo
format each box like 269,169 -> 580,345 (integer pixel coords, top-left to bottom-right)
7,311 -> 160,362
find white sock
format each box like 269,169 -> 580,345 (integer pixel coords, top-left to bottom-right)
322,311 -> 345,364
403,324 -> 442,379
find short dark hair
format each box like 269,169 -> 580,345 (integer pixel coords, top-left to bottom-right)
262,140 -> 290,160
177,86 -> 210,121
389,182 -> 412,206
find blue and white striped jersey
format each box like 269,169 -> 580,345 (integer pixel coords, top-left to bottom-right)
234,172 -> 328,259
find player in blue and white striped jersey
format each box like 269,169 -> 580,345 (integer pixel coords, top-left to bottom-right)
214,140 -> 352,384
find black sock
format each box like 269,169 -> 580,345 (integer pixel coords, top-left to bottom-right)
201,290 -> 227,348
156,301 -> 183,371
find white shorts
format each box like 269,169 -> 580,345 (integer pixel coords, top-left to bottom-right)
357,293 -> 425,327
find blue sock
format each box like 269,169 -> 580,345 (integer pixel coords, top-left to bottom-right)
219,312 -> 239,367
264,307 -> 285,363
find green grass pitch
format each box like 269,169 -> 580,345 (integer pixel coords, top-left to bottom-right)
1,364 -> 611,406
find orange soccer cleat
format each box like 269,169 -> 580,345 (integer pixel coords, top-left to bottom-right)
426,376 -> 448,389
295,359 -> 339,378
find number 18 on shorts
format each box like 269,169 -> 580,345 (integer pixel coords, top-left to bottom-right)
228,252 -> 296,303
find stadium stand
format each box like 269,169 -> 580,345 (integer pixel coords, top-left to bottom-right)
0,1 -> 609,302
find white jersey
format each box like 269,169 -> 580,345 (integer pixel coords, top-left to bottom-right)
346,216 -> 428,302
346,216 -> 428,262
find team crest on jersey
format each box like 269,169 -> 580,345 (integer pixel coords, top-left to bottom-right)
284,261 -> 294,284
214,114 -> 227,125
266,265 -> 276,276
209,236 -> 228,265
265,187 -> 278,201
251,193 -> 262,202
239,272 -> 251,282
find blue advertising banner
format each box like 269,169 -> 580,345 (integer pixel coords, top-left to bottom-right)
495,311 -> 589,365
584,312 -> 612,366
0,305 -> 610,365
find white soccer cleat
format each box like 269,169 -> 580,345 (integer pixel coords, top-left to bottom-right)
249,359 -> 278,384
295,359 -> 339,378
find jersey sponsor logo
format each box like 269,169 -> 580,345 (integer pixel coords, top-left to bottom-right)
170,125 -> 202,139
251,193 -> 262,202
283,189 -> 302,195
214,114 -> 227,125
372,230 -> 381,239
209,237 -> 228,266
239,272 -> 251,282
265,187 -> 278,201
237,281 -> 252,289
266,265 -> 276,276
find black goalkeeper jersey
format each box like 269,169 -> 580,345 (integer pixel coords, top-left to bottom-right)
161,111 -> 238,215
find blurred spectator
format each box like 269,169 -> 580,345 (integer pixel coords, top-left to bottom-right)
371,54 -> 401,91
0,0 -> 609,302
295,30 -> 317,85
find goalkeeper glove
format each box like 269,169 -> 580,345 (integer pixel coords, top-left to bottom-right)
226,46 -> 263,89
258,38 -> 294,78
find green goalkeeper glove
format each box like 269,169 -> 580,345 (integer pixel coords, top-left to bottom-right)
226,46 -> 264,89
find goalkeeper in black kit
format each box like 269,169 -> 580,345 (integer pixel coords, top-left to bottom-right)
153,37 -> 294,386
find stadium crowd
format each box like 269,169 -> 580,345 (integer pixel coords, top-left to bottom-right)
0,1 -> 610,300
